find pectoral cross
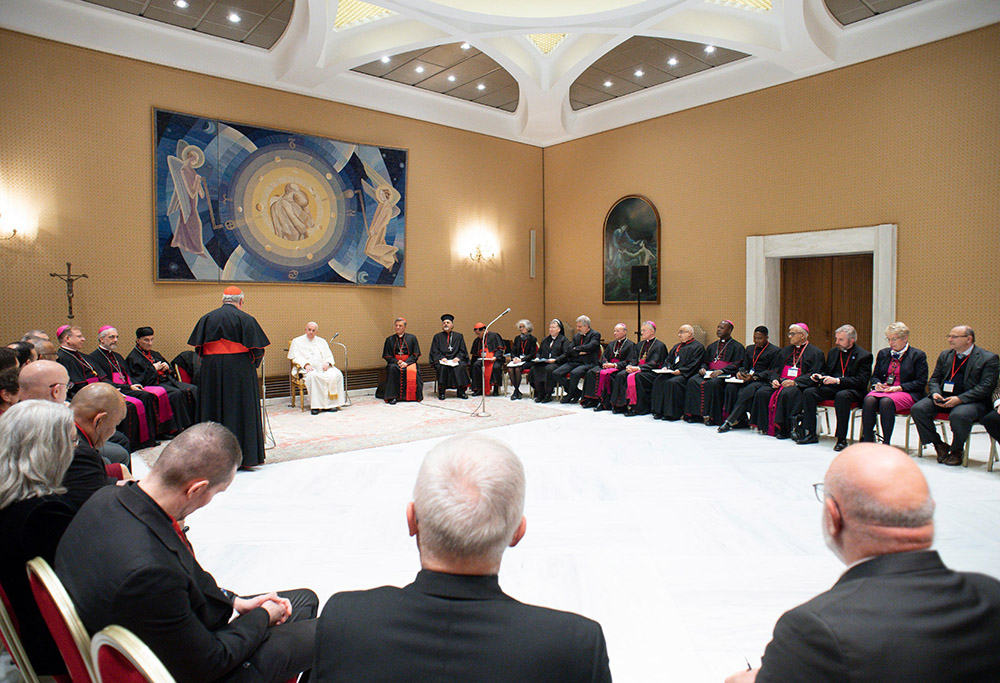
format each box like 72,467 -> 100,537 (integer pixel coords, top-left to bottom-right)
50,262 -> 88,319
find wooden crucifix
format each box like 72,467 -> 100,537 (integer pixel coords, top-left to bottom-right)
50,262 -> 88,319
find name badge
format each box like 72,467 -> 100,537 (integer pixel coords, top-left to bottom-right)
943,382 -> 955,393
747,368 -> 755,375
886,374 -> 895,385
787,367 -> 799,378
675,356 -> 680,364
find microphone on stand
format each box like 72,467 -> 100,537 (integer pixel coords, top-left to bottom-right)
472,308 -> 512,418
330,332 -> 340,342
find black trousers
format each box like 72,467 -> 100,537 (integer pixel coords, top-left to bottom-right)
651,374 -> 688,419
684,375 -> 728,423
750,385 -> 804,434
725,381 -> 768,425
800,386 -> 862,440
911,397 -> 989,452
553,362 -> 590,397
221,588 -> 318,683
983,409 -> 1000,442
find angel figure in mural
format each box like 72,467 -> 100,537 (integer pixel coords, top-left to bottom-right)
360,162 -> 401,269
269,182 -> 315,241
167,141 -> 208,257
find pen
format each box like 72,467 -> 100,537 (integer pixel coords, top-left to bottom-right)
745,656 -> 752,671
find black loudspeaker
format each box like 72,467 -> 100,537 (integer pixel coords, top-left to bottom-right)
630,265 -> 649,293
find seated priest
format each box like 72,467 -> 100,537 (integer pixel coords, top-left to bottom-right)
651,325 -> 706,421
506,319 -> 537,401
470,322 -> 505,397
288,321 -> 345,415
554,315 -> 602,404
749,323 -> 825,439
429,314 -> 470,400
381,318 -> 422,404
530,319 -> 572,404
859,322 -> 928,446
64,383 -> 133,510
57,325 -> 155,450
611,321 -> 667,416
719,326 -> 780,432
90,326 -> 174,440
683,320 -> 745,426
582,323 -> 635,411
795,324 -> 874,451
127,326 -> 199,429
911,325 -> 999,466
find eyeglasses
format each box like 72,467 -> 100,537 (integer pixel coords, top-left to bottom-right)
946,334 -> 969,339
813,482 -> 843,518
49,381 -> 74,391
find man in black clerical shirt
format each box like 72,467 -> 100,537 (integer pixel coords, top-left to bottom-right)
683,320 -> 744,426
719,326 -> 781,432
429,314 -> 469,400
794,324 -> 873,451
554,315 -> 602,404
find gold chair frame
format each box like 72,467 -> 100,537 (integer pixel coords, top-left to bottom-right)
90,625 -> 176,683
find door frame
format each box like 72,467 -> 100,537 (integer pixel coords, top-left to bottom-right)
746,224 -> 896,353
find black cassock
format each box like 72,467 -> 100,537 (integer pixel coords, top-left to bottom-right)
530,334 -> 572,399
470,331 -> 504,393
611,338 -> 667,414
89,347 -> 171,437
582,338 -> 636,408
381,333 -> 423,402
725,342 -> 781,425
188,304 -> 269,467
127,346 -> 199,432
57,348 -> 155,450
429,331 -> 470,392
749,342 -> 826,435
683,337 -> 745,424
651,340 -> 706,420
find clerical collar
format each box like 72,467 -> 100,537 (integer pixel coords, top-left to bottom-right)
99,345 -> 113,352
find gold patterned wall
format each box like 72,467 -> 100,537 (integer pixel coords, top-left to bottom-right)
543,24 -> 1000,357
0,29 -> 544,368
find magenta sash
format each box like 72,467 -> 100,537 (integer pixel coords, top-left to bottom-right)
123,395 -> 151,443
597,367 -> 618,396
85,377 -> 100,385
625,359 -> 647,404
766,364 -> 796,435
708,360 -> 729,371
112,371 -> 128,385
143,385 -> 174,424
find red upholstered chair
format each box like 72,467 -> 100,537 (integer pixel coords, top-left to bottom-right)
103,464 -> 124,480
26,557 -> 96,683
90,625 -> 175,683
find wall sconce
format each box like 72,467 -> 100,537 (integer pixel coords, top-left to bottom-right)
0,212 -> 17,241
469,243 -> 495,263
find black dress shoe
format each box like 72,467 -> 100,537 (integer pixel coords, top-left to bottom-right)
717,422 -> 733,433
560,396 -> 573,404
457,391 -> 468,399
492,386 -> 500,396
472,389 -> 483,397
934,442 -> 950,463
311,409 -> 321,415
682,415 -> 699,423
664,416 -> 680,422
534,396 -> 543,403
653,414 -> 663,420
540,396 -> 553,403
387,399 -> 397,405
796,433 -> 819,445
943,452 -> 963,466
790,426 -> 805,442
775,429 -> 790,440
624,409 -> 638,417
594,404 -> 606,412
438,393 -> 446,400
511,391 -> 521,401
833,439 -> 849,451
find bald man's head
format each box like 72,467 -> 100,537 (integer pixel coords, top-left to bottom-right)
18,360 -> 70,402
72,382 -> 127,448
821,443 -> 934,565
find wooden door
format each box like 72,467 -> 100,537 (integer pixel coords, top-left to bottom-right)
780,254 -> 873,351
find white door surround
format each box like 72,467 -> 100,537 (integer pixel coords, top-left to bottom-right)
745,224 -> 897,353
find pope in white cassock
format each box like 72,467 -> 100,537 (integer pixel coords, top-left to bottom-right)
288,321 -> 345,414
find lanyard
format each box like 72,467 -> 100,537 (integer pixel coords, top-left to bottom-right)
948,352 -> 970,382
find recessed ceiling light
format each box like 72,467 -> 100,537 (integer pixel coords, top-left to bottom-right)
415,65 -> 425,73
460,42 -> 471,50
603,80 -> 613,88
477,83 -> 486,90
704,45 -> 716,53
380,56 -> 390,64
668,57 -> 678,66
227,11 -> 241,23
173,0 -> 189,8
447,75 -> 456,82
634,69 -> 644,77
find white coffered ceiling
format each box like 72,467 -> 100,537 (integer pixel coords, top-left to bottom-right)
1,0 -> 997,146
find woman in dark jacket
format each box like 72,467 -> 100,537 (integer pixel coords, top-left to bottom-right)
860,321 -> 928,444
530,319 -> 571,403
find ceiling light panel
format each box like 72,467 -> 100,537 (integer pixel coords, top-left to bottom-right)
333,0 -> 395,31
527,33 -> 567,54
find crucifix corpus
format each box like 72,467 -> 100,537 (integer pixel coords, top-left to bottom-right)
50,262 -> 88,319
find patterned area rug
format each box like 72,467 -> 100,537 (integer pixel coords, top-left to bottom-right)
139,393 -> 571,466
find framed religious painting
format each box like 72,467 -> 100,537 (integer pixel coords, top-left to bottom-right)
603,195 -> 660,303
153,108 -> 407,286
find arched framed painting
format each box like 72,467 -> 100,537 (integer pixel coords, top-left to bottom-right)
603,195 -> 659,303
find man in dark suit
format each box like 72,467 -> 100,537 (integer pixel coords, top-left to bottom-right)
555,315 -> 603,403
56,423 -> 318,683
910,325 -> 999,466
63,382 -> 130,510
794,324 -> 874,451
727,442 -> 1000,683
314,433 -> 612,682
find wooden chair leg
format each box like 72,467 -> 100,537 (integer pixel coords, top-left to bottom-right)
989,438 -> 997,472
